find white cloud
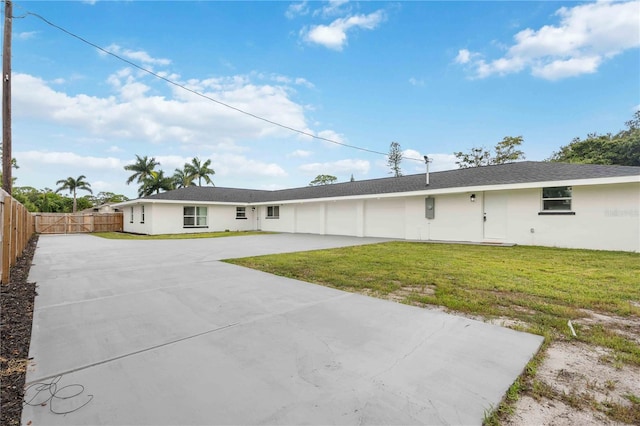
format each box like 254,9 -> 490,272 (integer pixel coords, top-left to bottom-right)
211,154 -> 287,178
17,31 -> 38,40
151,153 -> 287,179
17,151 -> 124,169
402,149 -> 424,162
285,1 -> 309,19
261,73 -> 315,89
302,10 -> 386,51
11,71 -> 321,149
102,44 -> 171,66
531,55 -> 601,80
423,153 -> 458,172
317,129 -> 347,146
457,0 -> 640,80
288,149 -> 313,158
294,77 -> 315,89
316,0 -> 350,18
408,77 -> 424,87
455,49 -> 471,64
299,158 -> 370,175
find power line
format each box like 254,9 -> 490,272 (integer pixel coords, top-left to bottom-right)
21,9 -> 424,162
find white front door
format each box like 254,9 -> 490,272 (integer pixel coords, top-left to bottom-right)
483,192 -> 508,241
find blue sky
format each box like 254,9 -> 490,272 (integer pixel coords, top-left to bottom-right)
4,0 -> 639,199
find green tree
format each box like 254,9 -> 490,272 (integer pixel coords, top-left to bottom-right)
39,188 -> 63,212
173,167 -> 195,188
454,147 -> 492,168
139,170 -> 174,197
387,141 -> 403,177
75,196 -> 94,212
184,157 -> 215,186
96,191 -> 129,204
86,191 -> 129,206
125,155 -> 160,185
309,174 -> 337,186
455,136 -> 525,168
55,175 -> 93,213
549,112 -> 640,166
12,186 -> 40,212
494,136 -> 526,165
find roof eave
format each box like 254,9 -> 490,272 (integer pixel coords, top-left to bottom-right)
113,174 -> 639,207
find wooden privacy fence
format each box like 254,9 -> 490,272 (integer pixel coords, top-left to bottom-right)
34,212 -> 123,234
1,189 -> 36,284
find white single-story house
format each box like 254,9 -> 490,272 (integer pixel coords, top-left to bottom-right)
115,161 -> 640,252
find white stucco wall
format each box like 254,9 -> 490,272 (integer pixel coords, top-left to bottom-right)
326,200 -> 361,236
259,205 -> 294,233
294,203 -> 324,234
121,181 -> 639,252
123,204 -> 153,235
363,198 -> 405,238
122,203 -> 254,235
403,193 -> 483,242
504,183 -> 639,252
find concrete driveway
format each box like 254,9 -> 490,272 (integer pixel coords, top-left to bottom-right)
23,233 -> 543,425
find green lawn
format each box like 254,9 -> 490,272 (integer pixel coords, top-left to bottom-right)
92,231 -> 272,240
225,242 -> 640,364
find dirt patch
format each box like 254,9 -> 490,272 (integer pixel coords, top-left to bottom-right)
0,235 -> 39,426
577,309 -> 640,346
507,340 -> 640,425
387,284 -> 436,303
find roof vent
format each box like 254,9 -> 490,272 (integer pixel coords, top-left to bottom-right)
424,155 -> 432,186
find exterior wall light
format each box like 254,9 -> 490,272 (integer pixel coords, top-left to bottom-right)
470,194 -> 476,202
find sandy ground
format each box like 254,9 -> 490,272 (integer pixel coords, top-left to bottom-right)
503,310 -> 640,425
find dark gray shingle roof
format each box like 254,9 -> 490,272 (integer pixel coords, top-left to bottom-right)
141,161 -> 639,204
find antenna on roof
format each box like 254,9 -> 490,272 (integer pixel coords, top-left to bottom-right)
424,155 -> 432,186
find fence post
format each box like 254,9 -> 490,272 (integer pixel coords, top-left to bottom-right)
2,195 -> 12,284
12,199 -> 18,264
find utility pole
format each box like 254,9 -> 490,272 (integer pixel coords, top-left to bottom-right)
2,0 -> 12,194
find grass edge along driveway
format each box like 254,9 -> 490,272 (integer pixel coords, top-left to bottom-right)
93,231 -> 272,240
225,241 -> 640,425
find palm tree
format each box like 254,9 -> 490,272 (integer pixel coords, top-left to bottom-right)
184,157 -> 215,186
124,155 -> 160,186
55,175 -> 92,213
139,170 -> 174,197
172,167 -> 195,189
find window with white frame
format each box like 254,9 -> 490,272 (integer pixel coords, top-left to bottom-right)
541,186 -> 572,212
266,205 -> 280,219
183,206 -> 208,227
130,206 -> 134,223
236,207 -> 246,219
140,205 -> 145,223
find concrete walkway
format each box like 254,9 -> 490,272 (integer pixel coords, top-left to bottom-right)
23,234 -> 543,425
